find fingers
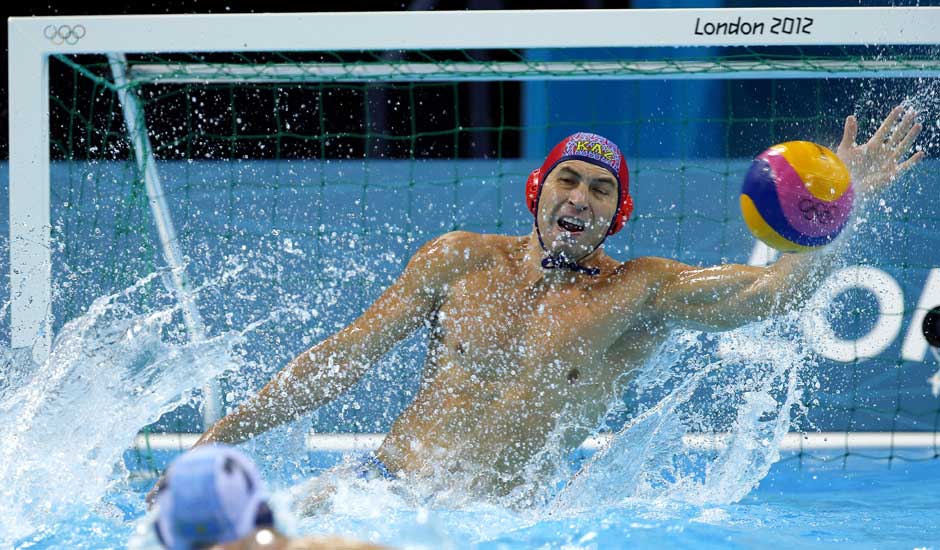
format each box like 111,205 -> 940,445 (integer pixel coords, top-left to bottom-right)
898,150 -> 926,174
888,110 -> 918,148
870,105 -> 904,145
839,114 -> 858,150
896,120 -> 923,154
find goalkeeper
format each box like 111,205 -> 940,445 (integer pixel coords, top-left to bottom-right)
156,106 -> 922,502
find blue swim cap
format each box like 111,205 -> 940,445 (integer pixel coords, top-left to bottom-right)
154,445 -> 273,550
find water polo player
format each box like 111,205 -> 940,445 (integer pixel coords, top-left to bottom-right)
156,106 -> 923,503
137,444 -> 385,549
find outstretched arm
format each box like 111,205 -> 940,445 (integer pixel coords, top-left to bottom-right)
651,106 -> 923,332
197,232 -> 465,446
647,253 -> 834,331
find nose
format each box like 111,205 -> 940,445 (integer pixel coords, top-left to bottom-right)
567,183 -> 589,210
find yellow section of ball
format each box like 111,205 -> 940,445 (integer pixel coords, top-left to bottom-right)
740,194 -> 816,253
766,141 -> 851,202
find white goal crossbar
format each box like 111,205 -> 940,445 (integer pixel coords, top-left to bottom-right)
126,59 -> 940,84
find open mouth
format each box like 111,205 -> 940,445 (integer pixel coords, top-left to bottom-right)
557,216 -> 586,233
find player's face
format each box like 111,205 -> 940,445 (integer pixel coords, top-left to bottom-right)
536,160 -> 619,259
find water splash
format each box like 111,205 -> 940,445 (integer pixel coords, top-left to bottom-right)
0,270 -> 247,544
551,315 -> 811,513
275,315 -> 814,548
0,228 -> 424,545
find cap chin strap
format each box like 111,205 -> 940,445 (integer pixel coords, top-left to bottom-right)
535,216 -> 610,277
540,254 -> 601,277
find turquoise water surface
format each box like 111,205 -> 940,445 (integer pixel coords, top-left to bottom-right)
14,451 -> 940,549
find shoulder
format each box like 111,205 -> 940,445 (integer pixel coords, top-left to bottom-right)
423,230 -> 487,251
414,230 -> 486,262
604,257 -> 702,307
406,230 -> 507,279
417,231 -> 514,262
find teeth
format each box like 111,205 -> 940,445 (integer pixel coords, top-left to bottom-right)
558,216 -> 586,231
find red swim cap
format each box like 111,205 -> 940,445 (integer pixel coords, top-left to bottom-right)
525,132 -> 632,235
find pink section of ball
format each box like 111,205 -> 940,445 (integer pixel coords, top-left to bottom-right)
759,151 -> 854,237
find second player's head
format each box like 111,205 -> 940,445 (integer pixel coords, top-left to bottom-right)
154,445 -> 274,550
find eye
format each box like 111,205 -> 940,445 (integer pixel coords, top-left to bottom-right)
593,186 -> 611,196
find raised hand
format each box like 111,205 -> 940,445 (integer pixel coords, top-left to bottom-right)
836,105 -> 925,200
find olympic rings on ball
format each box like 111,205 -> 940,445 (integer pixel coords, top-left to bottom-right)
740,141 -> 855,253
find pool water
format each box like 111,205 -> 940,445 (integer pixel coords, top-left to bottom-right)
14,451 -> 940,549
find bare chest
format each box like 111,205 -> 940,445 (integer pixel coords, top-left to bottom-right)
430,269 -> 624,382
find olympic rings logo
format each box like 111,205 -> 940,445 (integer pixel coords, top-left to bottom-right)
799,198 -> 837,225
43,24 -> 86,46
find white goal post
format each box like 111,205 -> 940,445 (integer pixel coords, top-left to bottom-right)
8,7 -> 940,426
